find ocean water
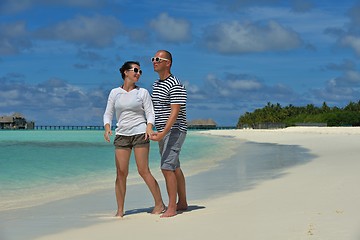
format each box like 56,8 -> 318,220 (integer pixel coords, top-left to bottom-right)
0,130 -> 234,211
0,130 -> 315,240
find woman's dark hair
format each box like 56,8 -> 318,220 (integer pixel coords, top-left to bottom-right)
119,61 -> 140,80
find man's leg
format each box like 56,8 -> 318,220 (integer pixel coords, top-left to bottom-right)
175,167 -> 188,210
161,169 -> 177,217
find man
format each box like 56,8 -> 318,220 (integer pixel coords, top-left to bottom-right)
150,50 -> 188,218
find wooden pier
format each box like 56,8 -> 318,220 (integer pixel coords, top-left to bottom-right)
34,126 -> 106,130
33,126 -> 236,130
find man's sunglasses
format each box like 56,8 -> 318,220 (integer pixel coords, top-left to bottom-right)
128,68 -> 142,75
151,57 -> 169,63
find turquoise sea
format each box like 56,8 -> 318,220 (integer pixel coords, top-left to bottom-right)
0,130 -> 234,211
0,129 -> 315,240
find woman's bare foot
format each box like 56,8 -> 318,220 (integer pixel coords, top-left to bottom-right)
152,203 -> 166,214
160,208 -> 177,218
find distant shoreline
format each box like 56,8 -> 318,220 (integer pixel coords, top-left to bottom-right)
1,126 -> 237,130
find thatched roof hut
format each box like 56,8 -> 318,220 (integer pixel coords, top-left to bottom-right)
188,119 -> 217,129
0,116 -> 14,123
0,113 -> 34,130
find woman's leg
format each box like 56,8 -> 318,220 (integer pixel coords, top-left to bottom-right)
134,145 -> 164,214
114,148 -> 131,217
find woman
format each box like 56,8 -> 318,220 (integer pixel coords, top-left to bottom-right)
103,61 -> 164,217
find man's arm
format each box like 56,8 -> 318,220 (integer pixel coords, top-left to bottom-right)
151,104 -> 180,141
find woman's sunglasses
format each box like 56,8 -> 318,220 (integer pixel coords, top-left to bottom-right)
128,67 -> 142,75
151,57 -> 169,63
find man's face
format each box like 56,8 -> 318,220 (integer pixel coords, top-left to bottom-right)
152,52 -> 170,72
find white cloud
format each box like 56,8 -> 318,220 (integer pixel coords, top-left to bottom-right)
200,73 -> 296,101
313,79 -> 359,102
228,79 -> 262,90
329,70 -> 360,87
0,89 -> 19,101
202,20 -> 302,54
36,15 -> 123,48
341,35 -> 360,56
311,69 -> 360,103
345,70 -> 360,83
0,76 -> 108,125
149,13 -> 191,43
0,21 -> 31,55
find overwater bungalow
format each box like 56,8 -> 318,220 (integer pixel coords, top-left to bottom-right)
188,119 -> 217,129
0,113 -> 35,130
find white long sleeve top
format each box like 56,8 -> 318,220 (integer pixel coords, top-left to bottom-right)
103,87 -> 155,136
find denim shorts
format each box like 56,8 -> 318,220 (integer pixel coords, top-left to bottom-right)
113,133 -> 149,149
158,129 -> 187,171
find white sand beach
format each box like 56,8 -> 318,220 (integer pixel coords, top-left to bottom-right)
34,127 -> 360,240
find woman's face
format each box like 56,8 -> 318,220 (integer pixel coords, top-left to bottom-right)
125,64 -> 142,83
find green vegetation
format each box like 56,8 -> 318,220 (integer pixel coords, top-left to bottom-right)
237,101 -> 360,128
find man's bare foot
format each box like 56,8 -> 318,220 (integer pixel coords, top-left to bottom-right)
152,203 -> 166,214
160,209 -> 177,218
115,211 -> 124,217
176,202 -> 188,211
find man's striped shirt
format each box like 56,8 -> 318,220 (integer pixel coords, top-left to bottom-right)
151,75 -> 187,132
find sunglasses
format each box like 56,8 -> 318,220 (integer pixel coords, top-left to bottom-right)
151,57 -> 169,63
128,67 -> 142,75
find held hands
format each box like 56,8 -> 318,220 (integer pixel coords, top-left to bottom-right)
149,131 -> 165,142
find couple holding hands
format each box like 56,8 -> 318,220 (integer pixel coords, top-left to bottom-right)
103,50 -> 187,218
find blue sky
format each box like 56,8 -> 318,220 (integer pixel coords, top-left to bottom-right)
1,0 -> 360,126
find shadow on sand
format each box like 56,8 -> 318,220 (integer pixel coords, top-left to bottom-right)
124,205 -> 206,216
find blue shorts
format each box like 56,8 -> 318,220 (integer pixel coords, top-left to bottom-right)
158,129 -> 186,171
